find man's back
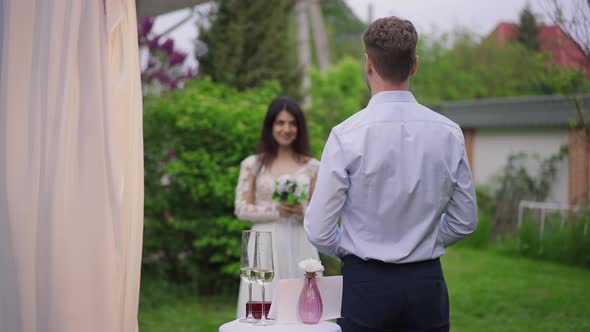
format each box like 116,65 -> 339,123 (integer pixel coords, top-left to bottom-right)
305,91 -> 477,262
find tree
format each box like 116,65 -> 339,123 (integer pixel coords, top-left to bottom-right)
411,30 -> 590,104
138,16 -> 196,95
517,3 -> 540,51
196,0 -> 302,98
543,1 -> 590,182
544,0 -> 590,59
320,0 -> 366,62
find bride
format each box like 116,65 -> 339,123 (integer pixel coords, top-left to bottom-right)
234,96 -> 322,319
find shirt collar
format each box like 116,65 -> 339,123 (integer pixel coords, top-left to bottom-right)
368,90 -> 417,107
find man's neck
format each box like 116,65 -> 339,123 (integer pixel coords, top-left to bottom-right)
370,80 -> 410,97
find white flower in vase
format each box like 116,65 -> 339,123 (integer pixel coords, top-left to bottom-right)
298,258 -> 324,276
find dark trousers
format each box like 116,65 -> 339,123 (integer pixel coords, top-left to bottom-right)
337,255 -> 449,332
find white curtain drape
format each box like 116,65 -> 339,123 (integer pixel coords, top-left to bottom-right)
0,0 -> 144,331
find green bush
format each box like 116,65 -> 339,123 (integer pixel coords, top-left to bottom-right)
455,186 -> 494,249
308,57 -> 370,146
517,216 -> 542,256
490,148 -> 566,235
143,78 -> 281,294
456,208 -> 492,249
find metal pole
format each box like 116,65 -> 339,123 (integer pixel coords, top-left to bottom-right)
517,201 -> 524,229
540,207 -> 546,243
296,0 -> 311,106
309,0 -> 331,73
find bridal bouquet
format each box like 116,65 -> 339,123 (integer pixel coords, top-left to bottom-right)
272,175 -> 309,204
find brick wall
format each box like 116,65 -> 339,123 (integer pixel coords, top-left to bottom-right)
568,128 -> 589,204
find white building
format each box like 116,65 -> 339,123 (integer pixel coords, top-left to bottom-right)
437,94 -> 590,205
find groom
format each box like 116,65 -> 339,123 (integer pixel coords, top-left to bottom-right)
304,16 -> 478,332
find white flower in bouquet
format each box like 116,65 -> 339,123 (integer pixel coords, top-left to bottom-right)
293,175 -> 309,199
273,175 -> 308,204
298,258 -> 324,274
275,175 -> 293,196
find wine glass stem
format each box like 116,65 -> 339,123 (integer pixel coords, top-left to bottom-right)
247,282 -> 254,319
261,284 -> 266,321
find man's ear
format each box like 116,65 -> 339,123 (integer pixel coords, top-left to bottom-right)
409,55 -> 419,77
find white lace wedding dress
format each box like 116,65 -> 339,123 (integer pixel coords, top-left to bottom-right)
234,155 -> 322,319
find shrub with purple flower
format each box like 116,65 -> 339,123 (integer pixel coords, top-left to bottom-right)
138,16 -> 196,94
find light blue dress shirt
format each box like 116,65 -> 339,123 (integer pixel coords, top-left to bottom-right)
304,91 -> 478,263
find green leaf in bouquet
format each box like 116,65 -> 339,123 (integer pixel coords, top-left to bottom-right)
299,192 -> 308,203
272,191 -> 281,202
287,192 -> 296,204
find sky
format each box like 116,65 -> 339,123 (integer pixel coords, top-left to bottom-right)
152,0 -> 557,69
343,0 -> 549,36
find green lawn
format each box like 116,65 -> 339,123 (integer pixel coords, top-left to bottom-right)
139,247 -> 590,331
443,248 -> 590,331
139,296 -> 235,332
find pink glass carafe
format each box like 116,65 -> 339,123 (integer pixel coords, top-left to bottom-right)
297,273 -> 323,324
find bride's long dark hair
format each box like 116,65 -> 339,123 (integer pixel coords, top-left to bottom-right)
256,96 -> 312,170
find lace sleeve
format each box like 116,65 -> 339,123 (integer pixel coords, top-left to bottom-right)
308,158 -> 320,178
307,158 -> 320,201
234,156 -> 280,223
294,158 -> 321,222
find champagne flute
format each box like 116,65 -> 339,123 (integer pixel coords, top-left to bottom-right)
253,231 -> 275,326
239,230 -> 257,323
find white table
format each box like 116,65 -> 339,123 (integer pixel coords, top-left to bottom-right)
219,320 -> 341,332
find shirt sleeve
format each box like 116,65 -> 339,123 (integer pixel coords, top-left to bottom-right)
304,131 -> 350,258
438,146 -> 478,247
234,156 -> 280,223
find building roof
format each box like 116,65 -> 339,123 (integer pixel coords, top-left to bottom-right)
436,94 -> 590,129
491,22 -> 518,48
488,22 -> 590,74
136,0 -> 208,18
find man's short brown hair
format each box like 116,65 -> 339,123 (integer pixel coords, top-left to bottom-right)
363,17 -> 418,83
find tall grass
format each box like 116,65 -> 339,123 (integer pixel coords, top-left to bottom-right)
460,186 -> 590,268
517,212 -> 590,268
